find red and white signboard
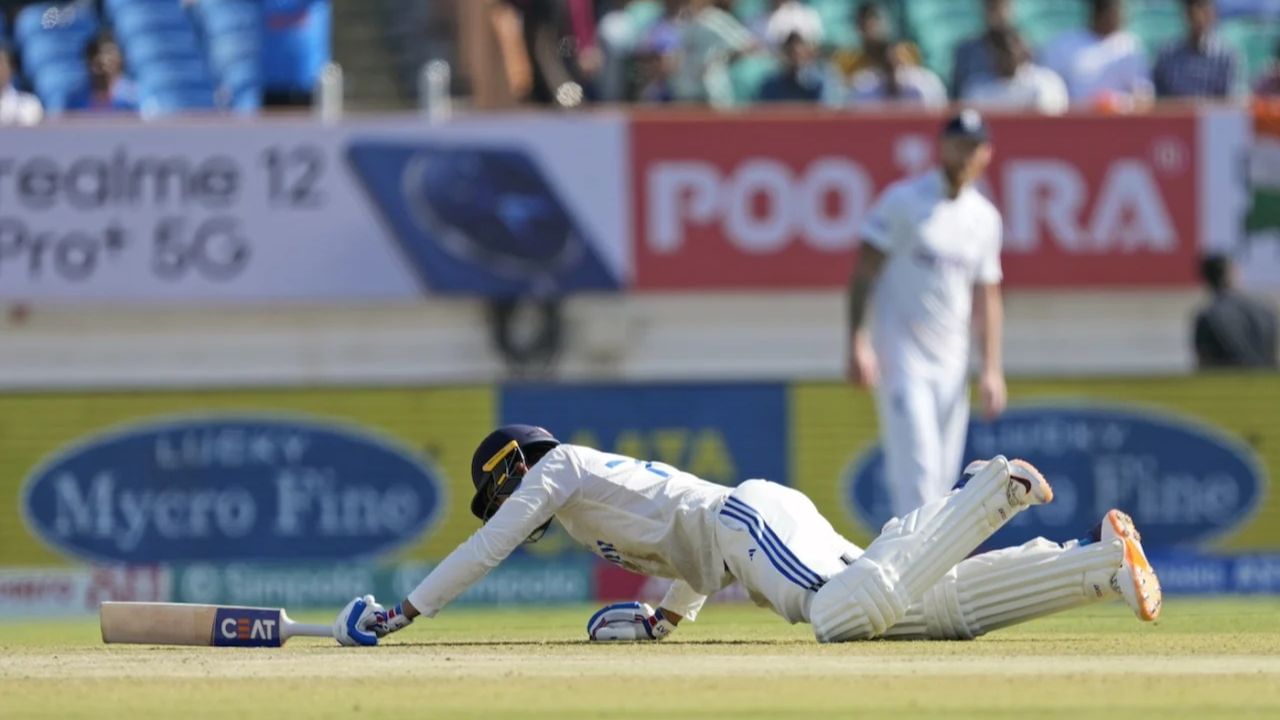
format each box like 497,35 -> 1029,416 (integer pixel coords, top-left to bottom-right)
0,566 -> 169,617
631,113 -> 1201,289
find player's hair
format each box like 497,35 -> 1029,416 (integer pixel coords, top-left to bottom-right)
857,1 -> 883,24
1090,0 -> 1120,18
85,31 -> 119,62
1200,254 -> 1232,292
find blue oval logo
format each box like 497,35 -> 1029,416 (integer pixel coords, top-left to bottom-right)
21,415 -> 443,563
844,404 -> 1265,549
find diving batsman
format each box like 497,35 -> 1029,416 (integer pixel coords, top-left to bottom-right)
333,425 -> 1161,645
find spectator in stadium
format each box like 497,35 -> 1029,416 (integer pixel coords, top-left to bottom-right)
1255,39 -> 1280,95
1041,0 -> 1153,110
758,31 -> 824,103
1153,0 -> 1241,99
0,45 -> 41,126
962,27 -> 1068,115
499,0 -> 590,107
1193,254 -> 1278,369
833,2 -> 920,82
598,0 -> 663,101
71,33 -> 138,113
670,0 -> 759,105
757,0 -> 822,49
838,39 -> 947,109
951,0 -> 1014,99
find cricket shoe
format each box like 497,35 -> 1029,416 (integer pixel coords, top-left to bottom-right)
961,457 -> 1054,507
1102,509 -> 1163,622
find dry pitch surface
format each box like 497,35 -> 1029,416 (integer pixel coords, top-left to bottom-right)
2,599 -> 1278,719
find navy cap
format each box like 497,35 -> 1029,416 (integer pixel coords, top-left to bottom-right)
941,109 -> 991,143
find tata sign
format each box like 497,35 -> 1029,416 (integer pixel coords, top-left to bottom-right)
21,415 -> 442,563
845,405 -> 1265,549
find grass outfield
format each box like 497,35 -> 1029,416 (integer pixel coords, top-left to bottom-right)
1,598 -> 1278,719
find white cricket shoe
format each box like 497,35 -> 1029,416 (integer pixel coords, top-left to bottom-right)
962,457 -> 1054,507
1103,509 -> 1163,622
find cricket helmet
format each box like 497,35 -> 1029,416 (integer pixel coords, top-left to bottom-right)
469,424 -> 560,522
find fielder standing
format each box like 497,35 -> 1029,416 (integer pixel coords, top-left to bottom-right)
847,110 -> 1007,518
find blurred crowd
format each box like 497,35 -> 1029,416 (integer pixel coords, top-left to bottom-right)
0,0 -> 325,125
492,0 -> 1280,112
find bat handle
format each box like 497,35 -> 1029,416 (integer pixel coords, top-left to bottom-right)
288,622 -> 337,639
280,610 -> 336,641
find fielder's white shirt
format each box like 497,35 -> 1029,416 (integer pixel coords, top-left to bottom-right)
860,170 -> 1002,377
406,444 -> 732,620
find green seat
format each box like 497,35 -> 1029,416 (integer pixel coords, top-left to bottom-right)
1014,0 -> 1087,51
1219,19 -> 1280,89
905,0 -> 982,81
1128,0 -> 1186,59
811,0 -> 861,50
731,53 -> 782,104
625,0 -> 664,33
733,0 -> 770,25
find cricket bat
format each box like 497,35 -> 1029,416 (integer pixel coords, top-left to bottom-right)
100,601 -> 334,647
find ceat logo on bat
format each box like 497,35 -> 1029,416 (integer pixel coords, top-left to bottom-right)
213,607 -> 282,647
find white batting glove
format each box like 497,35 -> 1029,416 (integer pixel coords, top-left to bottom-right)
586,602 -> 676,641
334,594 -> 383,647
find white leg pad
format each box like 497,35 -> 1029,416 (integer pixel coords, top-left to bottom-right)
883,537 -> 1124,640
810,457 -> 1028,642
810,559 -> 906,642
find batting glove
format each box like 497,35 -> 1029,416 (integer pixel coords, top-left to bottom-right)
334,594 -> 383,647
369,602 -> 414,638
587,602 -> 676,641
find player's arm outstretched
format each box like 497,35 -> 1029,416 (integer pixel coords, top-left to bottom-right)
334,448 -> 570,646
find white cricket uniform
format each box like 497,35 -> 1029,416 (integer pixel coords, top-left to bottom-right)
406,444 -> 860,624
861,170 -> 1003,518
406,447 -> 1129,643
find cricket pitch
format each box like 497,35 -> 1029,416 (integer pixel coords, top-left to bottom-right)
2,599 -> 1278,719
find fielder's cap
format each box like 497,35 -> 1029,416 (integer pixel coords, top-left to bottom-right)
941,109 -> 991,143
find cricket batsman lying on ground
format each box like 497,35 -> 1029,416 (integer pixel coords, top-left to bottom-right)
333,425 -> 1162,645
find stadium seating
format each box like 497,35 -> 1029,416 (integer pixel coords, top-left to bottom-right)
730,52 -> 780,104
193,0 -> 263,111
904,0 -> 984,83
1014,0 -> 1088,50
811,0 -> 861,50
261,0 -> 330,94
15,2 -> 99,111
1128,0 -> 1187,58
1220,17 -> 1280,88
107,0 -> 217,115
31,60 -> 88,112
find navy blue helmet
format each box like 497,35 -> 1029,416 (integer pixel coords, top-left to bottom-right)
469,424 -> 560,522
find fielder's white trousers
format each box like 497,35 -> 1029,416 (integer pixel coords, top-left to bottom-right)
874,366 -> 970,518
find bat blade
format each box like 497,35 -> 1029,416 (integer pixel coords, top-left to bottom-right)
100,602 -> 330,647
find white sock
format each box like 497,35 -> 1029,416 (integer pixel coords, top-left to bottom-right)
883,537 -> 1123,640
810,457 -> 1032,642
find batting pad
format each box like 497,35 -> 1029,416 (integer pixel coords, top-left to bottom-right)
883,537 -> 1124,640
810,456 -> 1028,642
